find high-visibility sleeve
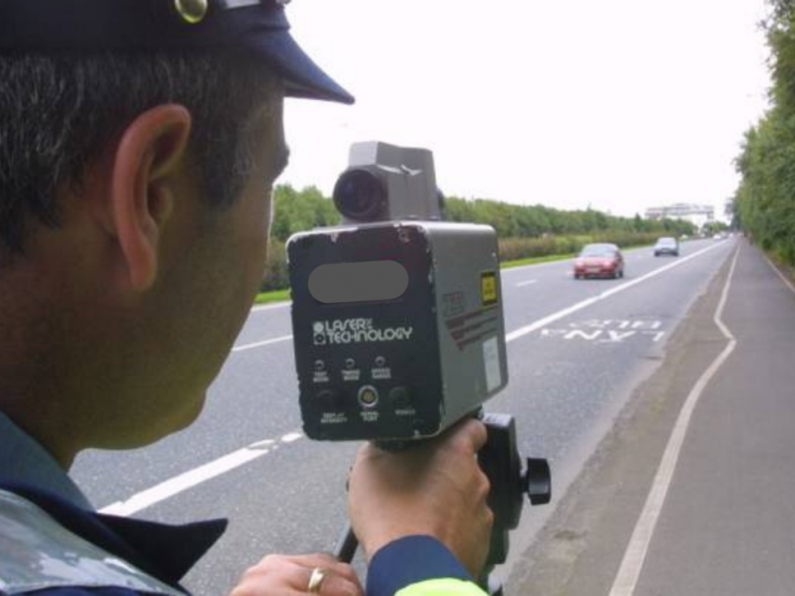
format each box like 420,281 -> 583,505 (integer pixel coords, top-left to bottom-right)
365,535 -> 487,596
397,578 -> 487,596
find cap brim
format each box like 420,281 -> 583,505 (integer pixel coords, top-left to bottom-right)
249,30 -> 354,105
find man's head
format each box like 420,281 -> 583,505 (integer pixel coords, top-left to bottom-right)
0,0 -> 353,254
0,0 -> 351,465
0,51 -> 279,254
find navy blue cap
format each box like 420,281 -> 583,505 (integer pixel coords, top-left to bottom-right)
0,0 -> 354,104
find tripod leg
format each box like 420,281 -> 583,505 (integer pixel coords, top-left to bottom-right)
334,522 -> 359,563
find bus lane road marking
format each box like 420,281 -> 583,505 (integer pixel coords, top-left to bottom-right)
540,319 -> 666,344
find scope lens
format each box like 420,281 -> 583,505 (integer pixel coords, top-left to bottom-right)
333,169 -> 386,221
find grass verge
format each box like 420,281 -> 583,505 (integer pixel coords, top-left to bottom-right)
500,252 -> 577,269
254,288 -> 291,305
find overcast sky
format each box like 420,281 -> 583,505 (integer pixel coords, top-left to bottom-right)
281,1 -> 771,220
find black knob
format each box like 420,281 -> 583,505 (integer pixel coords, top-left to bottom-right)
388,387 -> 412,409
523,458 -> 552,506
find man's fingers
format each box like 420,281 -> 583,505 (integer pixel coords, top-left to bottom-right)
234,554 -> 363,596
304,567 -> 362,596
450,418 -> 488,453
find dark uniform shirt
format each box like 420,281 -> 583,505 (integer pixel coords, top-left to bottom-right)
0,410 -> 225,595
0,410 -> 480,595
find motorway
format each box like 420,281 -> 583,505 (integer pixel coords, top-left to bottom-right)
70,236 -> 737,594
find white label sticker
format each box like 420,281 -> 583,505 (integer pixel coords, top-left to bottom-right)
483,337 -> 501,392
372,367 -> 392,380
342,370 -> 361,382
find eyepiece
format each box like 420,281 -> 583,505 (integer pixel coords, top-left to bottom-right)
333,169 -> 387,222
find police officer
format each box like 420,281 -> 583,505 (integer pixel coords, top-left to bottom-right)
0,1 -> 493,595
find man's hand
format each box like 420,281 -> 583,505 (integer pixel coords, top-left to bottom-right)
347,418 -> 493,578
230,553 -> 363,596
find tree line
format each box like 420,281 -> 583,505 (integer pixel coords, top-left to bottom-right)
261,185 -> 694,291
733,0 -> 795,265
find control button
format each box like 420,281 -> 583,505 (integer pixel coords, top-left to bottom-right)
314,360 -> 326,372
345,358 -> 357,370
357,385 -> 380,409
375,356 -> 387,367
389,387 -> 412,409
317,389 -> 340,409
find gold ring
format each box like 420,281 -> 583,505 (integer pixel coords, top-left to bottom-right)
307,567 -> 327,593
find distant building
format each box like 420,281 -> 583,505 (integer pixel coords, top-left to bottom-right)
645,203 -> 715,229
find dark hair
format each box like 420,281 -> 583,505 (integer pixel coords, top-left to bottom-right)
0,50 -> 277,252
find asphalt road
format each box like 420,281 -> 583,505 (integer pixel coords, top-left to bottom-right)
70,236 -> 737,594
631,243 -> 795,596
507,240 -> 795,596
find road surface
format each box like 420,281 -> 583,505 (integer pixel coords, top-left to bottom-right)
508,240 -> 795,596
70,237 -> 740,594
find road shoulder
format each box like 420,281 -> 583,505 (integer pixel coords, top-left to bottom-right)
506,251 -> 733,595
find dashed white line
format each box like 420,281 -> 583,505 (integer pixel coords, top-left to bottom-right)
608,246 -> 740,596
516,280 -> 538,288
99,432 -> 305,516
232,334 -> 293,353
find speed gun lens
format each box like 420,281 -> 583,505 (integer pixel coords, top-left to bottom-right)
333,169 -> 386,221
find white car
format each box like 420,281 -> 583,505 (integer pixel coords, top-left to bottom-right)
654,237 -> 680,257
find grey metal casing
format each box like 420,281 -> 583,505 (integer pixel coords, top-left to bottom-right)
344,141 -> 441,222
288,220 -> 508,440
424,222 -> 509,426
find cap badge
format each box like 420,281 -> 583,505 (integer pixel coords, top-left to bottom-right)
173,0 -> 209,24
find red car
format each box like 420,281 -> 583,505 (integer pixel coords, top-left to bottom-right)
573,243 -> 625,279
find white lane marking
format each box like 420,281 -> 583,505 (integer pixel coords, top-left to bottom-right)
516,280 -> 538,288
99,432 -> 305,516
232,334 -> 293,353
251,302 -> 291,313
608,246 -> 741,596
764,255 -> 795,296
506,242 -> 724,344
500,243 -> 671,275
104,242 -> 725,516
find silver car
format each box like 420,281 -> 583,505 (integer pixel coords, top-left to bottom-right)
654,237 -> 680,257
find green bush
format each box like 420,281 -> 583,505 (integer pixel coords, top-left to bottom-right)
261,240 -> 289,292
261,184 -> 695,291
732,0 -> 795,267
498,233 -> 662,263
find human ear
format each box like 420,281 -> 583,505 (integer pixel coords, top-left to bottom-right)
110,104 -> 192,291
